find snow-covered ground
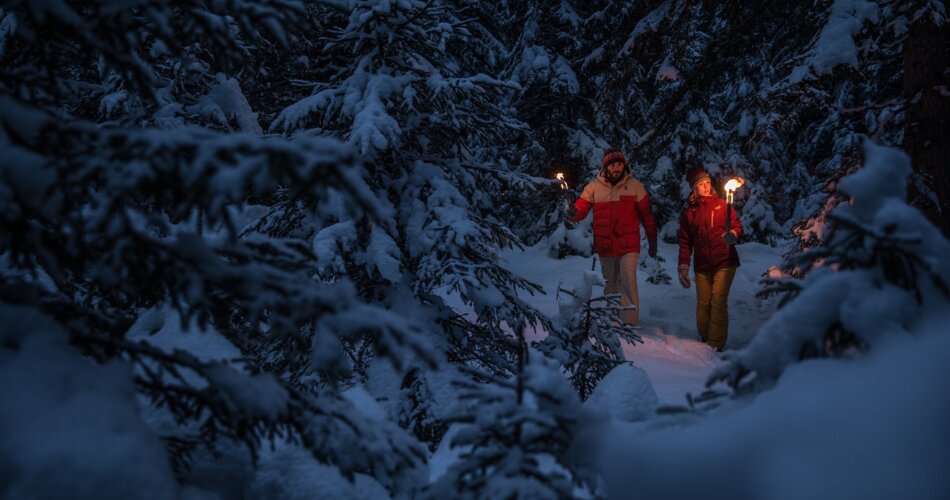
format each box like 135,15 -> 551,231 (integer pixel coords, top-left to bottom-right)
500,238 -> 784,405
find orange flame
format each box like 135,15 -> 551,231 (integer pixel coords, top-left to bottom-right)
724,178 -> 745,193
556,172 -> 568,189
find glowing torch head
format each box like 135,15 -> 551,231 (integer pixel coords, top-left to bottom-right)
724,178 -> 744,204
556,172 -> 568,189
724,178 -> 745,193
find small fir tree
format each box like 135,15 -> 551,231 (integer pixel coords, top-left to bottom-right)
536,268 -> 643,400
422,325 -> 604,499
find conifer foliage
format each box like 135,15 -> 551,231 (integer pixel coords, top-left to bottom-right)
261,0 -> 552,375
1,0 -> 431,492
1,0 -> 946,497
398,366 -> 449,452
710,140 -> 950,394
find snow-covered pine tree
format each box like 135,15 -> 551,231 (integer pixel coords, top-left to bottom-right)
641,253 -> 673,285
537,269 -> 642,400
492,1 -> 604,246
709,140 -> 950,395
422,325 -> 603,499
579,0 -> 925,245
586,0 -> 706,231
263,0 -> 552,376
788,0 -> 945,253
1,0 -> 433,493
0,0 -> 294,132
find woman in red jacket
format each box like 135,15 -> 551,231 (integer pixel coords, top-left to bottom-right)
677,166 -> 743,351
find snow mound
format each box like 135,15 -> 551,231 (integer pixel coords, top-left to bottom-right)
247,446 -> 389,500
0,305 -> 176,499
604,320 -> 950,500
586,363 -> 659,422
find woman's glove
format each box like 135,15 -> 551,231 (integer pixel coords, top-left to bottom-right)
722,230 -> 737,245
678,265 -> 690,289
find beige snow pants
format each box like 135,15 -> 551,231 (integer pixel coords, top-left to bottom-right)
600,253 -> 640,326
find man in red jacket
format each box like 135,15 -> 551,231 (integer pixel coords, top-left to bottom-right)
568,148 -> 658,326
677,166 -> 743,351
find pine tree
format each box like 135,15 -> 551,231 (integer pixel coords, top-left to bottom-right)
494,1 -> 607,246
1,0 -> 432,492
579,0 -> 917,244
262,0 -> 552,375
710,140 -> 950,395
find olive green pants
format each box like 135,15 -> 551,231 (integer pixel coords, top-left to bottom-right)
694,267 -> 737,349
601,253 -> 639,326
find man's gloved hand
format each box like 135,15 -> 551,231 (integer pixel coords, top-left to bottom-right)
722,230 -> 737,245
648,240 -> 657,258
678,265 -> 691,289
565,204 -> 578,220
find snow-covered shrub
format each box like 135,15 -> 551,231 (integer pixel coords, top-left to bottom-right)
544,219 -> 593,259
0,305 -> 177,499
536,269 -> 643,400
423,332 -> 605,499
641,254 -> 673,285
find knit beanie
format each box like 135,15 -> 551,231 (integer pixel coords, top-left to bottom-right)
685,166 -> 711,189
601,148 -> 626,168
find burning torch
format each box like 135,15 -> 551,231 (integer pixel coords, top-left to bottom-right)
556,172 -> 573,202
723,177 -> 745,231
556,172 -> 577,218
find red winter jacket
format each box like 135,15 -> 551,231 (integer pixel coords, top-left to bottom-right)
570,173 -> 658,257
677,194 -> 743,273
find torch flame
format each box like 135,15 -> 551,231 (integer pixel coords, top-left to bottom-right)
724,178 -> 745,193
556,172 -> 568,190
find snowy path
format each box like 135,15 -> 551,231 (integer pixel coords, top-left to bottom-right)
500,239 -> 784,405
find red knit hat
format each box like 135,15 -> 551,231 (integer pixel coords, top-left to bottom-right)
685,166 -> 711,188
601,148 -> 626,168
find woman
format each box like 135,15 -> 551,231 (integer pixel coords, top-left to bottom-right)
677,166 -> 743,352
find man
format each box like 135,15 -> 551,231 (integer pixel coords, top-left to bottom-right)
568,148 -> 658,326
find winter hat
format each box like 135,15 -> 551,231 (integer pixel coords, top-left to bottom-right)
601,148 -> 627,168
685,166 -> 711,189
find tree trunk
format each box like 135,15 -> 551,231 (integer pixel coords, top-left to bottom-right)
902,5 -> 950,236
